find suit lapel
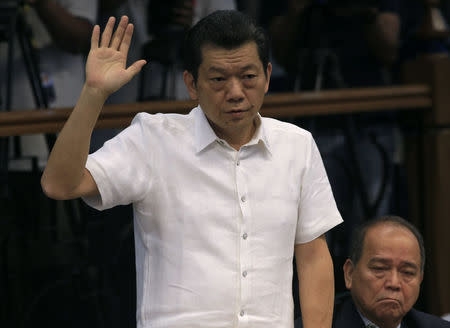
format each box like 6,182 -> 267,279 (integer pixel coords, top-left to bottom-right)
333,296 -> 366,327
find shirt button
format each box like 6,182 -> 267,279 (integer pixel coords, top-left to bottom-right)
241,195 -> 246,202
242,271 -> 247,277
242,232 -> 248,240
240,310 -> 245,317
236,160 -> 240,166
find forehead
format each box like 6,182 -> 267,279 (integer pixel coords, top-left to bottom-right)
199,42 -> 263,72
362,224 -> 421,265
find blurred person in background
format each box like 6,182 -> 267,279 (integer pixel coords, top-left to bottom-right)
97,0 -> 237,104
268,0 -> 406,297
0,0 -> 98,170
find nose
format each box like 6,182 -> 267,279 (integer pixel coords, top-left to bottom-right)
386,270 -> 401,291
226,77 -> 245,103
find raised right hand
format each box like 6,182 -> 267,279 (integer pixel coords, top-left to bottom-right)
85,16 -> 146,99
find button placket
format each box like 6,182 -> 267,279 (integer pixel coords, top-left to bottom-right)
235,149 -> 252,324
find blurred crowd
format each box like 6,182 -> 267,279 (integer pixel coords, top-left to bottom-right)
2,0 -> 450,277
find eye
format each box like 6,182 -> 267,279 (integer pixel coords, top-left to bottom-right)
371,266 -> 388,272
243,74 -> 256,79
402,270 -> 416,276
210,77 -> 225,82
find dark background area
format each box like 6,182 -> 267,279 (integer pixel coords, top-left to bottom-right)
2,0 -> 450,327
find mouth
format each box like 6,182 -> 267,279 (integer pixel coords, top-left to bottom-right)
378,298 -> 401,305
225,108 -> 249,118
226,108 -> 248,113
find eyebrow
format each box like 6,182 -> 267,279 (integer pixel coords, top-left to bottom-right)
368,258 -> 419,270
207,64 -> 259,74
400,262 -> 420,270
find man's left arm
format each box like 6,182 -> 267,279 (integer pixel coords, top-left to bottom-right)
295,234 -> 334,328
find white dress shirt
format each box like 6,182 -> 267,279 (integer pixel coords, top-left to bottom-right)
83,106 -> 343,328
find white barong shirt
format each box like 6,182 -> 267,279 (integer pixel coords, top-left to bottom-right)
83,106 -> 343,328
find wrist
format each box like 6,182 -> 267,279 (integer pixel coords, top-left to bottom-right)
81,84 -> 109,106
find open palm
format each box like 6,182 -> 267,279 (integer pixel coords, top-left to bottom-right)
85,16 -> 146,98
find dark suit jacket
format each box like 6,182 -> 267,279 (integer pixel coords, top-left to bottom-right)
332,294 -> 450,328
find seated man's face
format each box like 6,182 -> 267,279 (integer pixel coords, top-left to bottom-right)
343,224 -> 423,327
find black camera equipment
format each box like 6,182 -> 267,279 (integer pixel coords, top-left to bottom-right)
292,0 -> 381,91
139,0 -> 192,100
0,3 -> 52,325
0,1 -> 54,200
0,5 -> 104,328
0,1 -> 49,111
291,0 -> 390,229
289,2 -> 391,319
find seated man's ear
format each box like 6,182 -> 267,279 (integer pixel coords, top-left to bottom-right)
343,259 -> 355,290
183,70 -> 198,100
264,62 -> 272,94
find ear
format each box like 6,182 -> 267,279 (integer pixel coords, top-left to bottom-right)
183,70 -> 198,100
343,259 -> 355,290
419,271 -> 424,284
264,62 -> 272,94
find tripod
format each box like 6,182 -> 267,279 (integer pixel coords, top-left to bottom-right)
292,3 -> 390,221
138,31 -> 183,100
0,2 -> 56,195
0,3 -> 61,326
139,0 -> 191,101
289,4 -> 393,317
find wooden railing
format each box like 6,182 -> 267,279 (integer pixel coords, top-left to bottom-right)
0,84 -> 432,137
2,79 -> 450,316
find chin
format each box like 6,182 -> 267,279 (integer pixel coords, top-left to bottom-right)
376,308 -> 404,323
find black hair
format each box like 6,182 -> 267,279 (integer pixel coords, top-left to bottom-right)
182,10 -> 270,82
349,215 -> 425,273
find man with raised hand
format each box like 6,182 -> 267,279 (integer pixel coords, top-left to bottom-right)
42,11 -> 342,328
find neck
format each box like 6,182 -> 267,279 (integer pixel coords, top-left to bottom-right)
360,310 -> 401,328
211,120 -> 257,151
375,319 -> 401,328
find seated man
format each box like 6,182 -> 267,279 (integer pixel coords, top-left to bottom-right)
336,215 -> 450,328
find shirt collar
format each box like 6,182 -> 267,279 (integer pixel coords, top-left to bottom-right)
194,106 -> 218,153
193,106 -> 272,155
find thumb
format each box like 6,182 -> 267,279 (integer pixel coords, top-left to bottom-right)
126,59 -> 147,78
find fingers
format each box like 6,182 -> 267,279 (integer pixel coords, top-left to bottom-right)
110,16 -> 129,50
98,16 -> 133,51
100,16 -> 116,47
91,25 -> 100,49
119,23 -> 134,57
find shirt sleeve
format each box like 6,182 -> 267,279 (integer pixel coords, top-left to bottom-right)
82,114 -> 153,210
295,135 -> 343,244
